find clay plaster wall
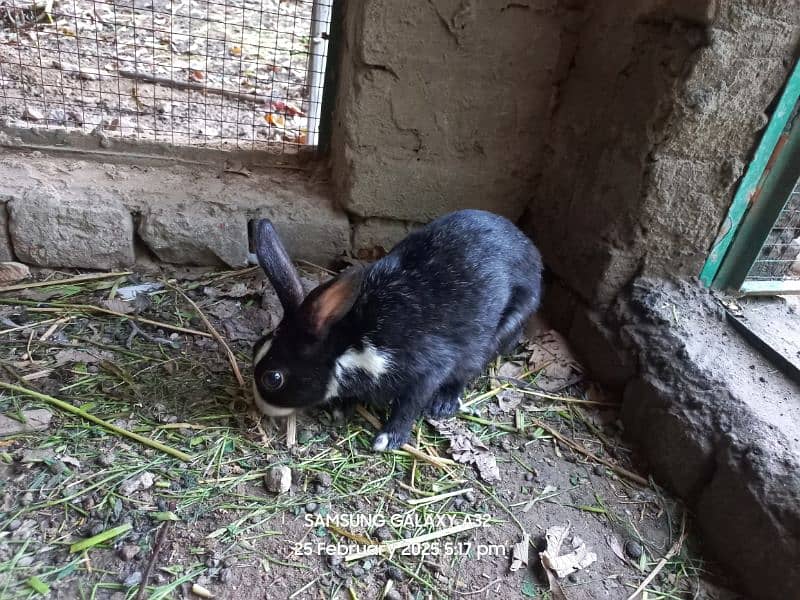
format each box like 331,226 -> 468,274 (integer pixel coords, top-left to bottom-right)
522,0 -> 800,306
330,0 -> 576,224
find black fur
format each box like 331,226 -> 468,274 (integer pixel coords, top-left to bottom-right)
253,209 -> 543,450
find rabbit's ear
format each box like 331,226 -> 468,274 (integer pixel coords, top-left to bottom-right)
254,219 -> 305,312
299,267 -> 364,338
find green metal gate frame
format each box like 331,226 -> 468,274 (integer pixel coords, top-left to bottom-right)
700,59 -> 800,294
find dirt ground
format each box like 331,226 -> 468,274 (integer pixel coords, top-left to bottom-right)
0,264 -> 743,599
0,0 -> 315,148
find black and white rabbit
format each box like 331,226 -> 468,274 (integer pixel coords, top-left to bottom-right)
252,209 -> 543,451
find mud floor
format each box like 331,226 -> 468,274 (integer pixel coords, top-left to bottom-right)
0,265 -> 741,599
0,0 -> 315,148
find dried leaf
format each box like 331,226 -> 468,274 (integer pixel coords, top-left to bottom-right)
190,69 -> 205,81
491,360 -> 524,388
0,262 -> 31,284
265,113 -> 285,127
0,409 -> 52,437
607,534 -> 627,563
116,283 -> 162,301
540,524 -> 597,578
223,160 -> 251,177
497,389 -> 523,412
53,348 -> 113,366
229,46 -> 242,56
427,418 -> 500,482
526,330 -> 583,392
101,298 -> 134,314
509,533 -> 530,572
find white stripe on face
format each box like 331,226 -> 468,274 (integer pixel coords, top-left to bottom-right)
253,338 -> 272,365
252,382 -> 295,417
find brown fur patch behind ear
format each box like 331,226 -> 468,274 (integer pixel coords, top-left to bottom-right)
304,268 -> 363,337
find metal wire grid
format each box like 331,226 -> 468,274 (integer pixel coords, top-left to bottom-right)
0,0 -> 331,150
746,176 -> 800,282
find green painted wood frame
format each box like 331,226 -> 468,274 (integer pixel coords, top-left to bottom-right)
700,59 -> 800,292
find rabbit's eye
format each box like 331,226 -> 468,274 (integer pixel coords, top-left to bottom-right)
262,371 -> 284,390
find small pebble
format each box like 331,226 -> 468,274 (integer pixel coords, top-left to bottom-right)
298,430 -> 314,444
123,571 -> 143,587
362,559 -> 373,572
205,557 -> 220,568
219,568 -> 233,583
385,590 -> 403,600
305,502 -> 319,514
328,554 -> 343,567
385,566 -> 405,582
593,464 -> 605,476
568,573 -> 578,583
264,465 -> 292,494
17,556 -> 33,567
23,106 -> 44,121
351,566 -> 365,578
524,472 -> 535,482
464,490 -> 476,503
20,492 -> 33,506
373,526 -> 392,542
6,519 -> 22,531
90,523 -> 105,536
624,539 -> 643,560
118,544 -> 140,561
315,472 -> 333,488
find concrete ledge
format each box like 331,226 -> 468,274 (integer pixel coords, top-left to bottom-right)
613,278 -> 800,600
0,153 -> 350,269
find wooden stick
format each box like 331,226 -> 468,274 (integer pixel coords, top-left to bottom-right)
625,514 -> 687,600
0,318 -> 58,336
0,271 -> 132,294
136,521 -> 172,600
529,417 -> 649,487
0,381 -> 192,462
344,521 -> 482,562
118,69 -> 273,106
166,284 -> 245,388
354,406 -> 455,470
285,413 -> 297,448
1,301 -> 212,338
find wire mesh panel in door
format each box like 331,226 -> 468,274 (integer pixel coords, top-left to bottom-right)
746,176 -> 800,284
0,0 -> 331,150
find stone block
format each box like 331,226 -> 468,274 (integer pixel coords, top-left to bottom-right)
138,203 -> 249,268
7,188 -> 135,269
352,218 -> 415,258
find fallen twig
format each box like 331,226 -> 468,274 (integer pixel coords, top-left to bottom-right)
118,69 -> 273,105
0,299 -> 212,338
344,521 -> 482,562
136,521 -> 172,600
625,514 -> 687,600
0,271 -> 132,294
406,487 -> 473,506
528,417 -> 648,487
0,381 -> 192,462
165,283 -> 245,387
354,405 -> 456,470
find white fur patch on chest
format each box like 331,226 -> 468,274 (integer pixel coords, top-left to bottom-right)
323,342 -> 391,401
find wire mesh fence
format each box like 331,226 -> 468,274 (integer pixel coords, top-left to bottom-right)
746,176 -> 800,283
0,0 -> 331,150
